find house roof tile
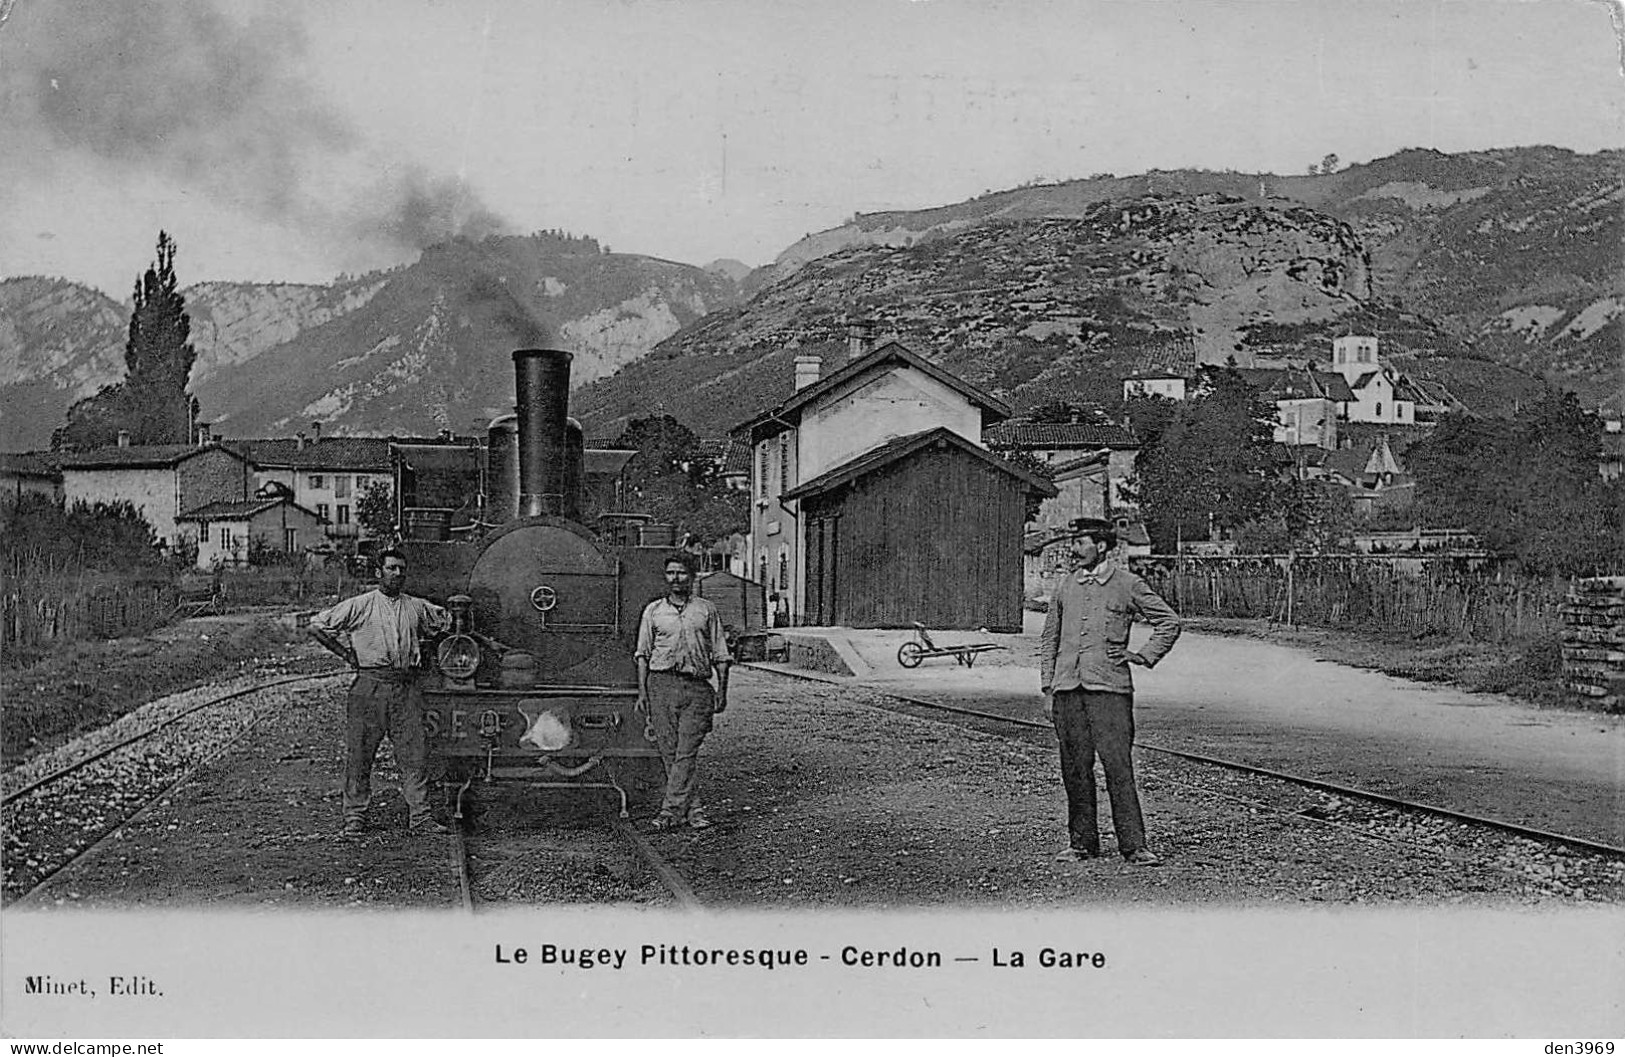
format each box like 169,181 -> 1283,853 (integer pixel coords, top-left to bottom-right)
240,437 -> 392,471
983,421 -> 1139,448
0,451 -> 62,477
178,497 -> 321,521
57,442 -> 250,470
784,426 -> 1057,501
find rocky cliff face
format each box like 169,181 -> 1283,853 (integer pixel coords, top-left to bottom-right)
0,233 -> 742,448
764,146 -> 1622,410
184,279 -> 389,385
186,234 -> 743,438
572,194 -> 1392,439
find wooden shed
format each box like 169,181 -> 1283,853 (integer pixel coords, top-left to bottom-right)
695,570 -> 767,632
784,427 -> 1055,632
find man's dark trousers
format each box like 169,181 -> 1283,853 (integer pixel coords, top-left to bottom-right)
344,668 -> 431,825
1052,688 -> 1147,856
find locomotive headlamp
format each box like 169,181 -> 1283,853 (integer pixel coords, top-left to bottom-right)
437,634 -> 481,682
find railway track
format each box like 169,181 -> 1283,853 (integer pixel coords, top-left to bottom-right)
447,793 -> 703,912
9,663 -> 701,912
3,669 -> 350,906
748,664 -> 1625,871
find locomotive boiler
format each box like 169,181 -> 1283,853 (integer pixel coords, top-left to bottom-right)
399,348 -> 671,816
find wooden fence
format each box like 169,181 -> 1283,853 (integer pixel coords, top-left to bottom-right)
3,573 -> 179,656
1133,556 -> 1565,644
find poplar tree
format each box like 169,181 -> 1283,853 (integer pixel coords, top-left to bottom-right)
53,232 -> 200,450
124,231 -> 197,444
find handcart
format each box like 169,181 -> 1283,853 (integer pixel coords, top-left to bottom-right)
896,622 -> 1008,668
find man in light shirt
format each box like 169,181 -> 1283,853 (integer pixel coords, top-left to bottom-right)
634,552 -> 732,831
1039,518 -> 1181,866
309,548 -> 451,837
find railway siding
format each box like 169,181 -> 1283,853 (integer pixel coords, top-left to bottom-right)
8,666 -> 1621,910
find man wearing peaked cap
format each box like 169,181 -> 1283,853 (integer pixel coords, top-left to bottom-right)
1039,516 -> 1180,866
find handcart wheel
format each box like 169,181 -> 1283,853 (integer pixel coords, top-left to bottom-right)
897,641 -> 925,668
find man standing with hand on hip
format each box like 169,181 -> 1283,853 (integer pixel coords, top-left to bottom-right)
1038,518 -> 1181,865
308,548 -> 451,838
635,552 -> 732,831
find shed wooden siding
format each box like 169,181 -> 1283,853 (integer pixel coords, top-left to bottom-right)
801,442 -> 1028,631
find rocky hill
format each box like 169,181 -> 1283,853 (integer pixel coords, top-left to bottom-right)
3,146 -> 1614,450
0,233 -> 742,447
752,145 -> 1621,408
570,188 -> 1557,440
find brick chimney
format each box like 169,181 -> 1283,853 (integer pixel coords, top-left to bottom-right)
195,422 -> 212,447
793,353 -> 822,391
310,421 -> 322,442
296,431 -> 307,452
846,319 -> 875,362
116,430 -> 131,448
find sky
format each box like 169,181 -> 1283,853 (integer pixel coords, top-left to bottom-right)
1,0 -> 1620,298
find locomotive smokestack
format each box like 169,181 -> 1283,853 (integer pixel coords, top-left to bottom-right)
513,348 -> 573,518
563,417 -> 585,521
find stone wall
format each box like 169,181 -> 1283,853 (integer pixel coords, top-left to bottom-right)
1561,576 -> 1625,713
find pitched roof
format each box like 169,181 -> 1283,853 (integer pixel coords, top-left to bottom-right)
0,452 -> 62,477
57,442 -> 250,470
1349,370 -> 1383,391
240,436 -> 392,471
722,439 -> 752,475
983,420 -> 1139,449
1236,367 -> 1355,402
178,497 -> 322,521
783,426 -> 1057,501
1136,336 -> 1198,376
734,340 -> 1011,438
585,448 -> 636,476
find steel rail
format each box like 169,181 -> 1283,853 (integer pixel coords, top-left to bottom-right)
612,816 -> 704,910
3,668 -> 348,807
7,671 -> 345,907
745,662 -> 1625,862
452,821 -> 477,913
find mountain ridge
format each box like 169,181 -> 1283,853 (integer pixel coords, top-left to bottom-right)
2,146 -> 1617,450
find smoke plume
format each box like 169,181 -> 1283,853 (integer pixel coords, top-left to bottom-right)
2,0 -> 511,257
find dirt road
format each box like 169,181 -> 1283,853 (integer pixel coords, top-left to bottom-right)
796,618 -> 1625,847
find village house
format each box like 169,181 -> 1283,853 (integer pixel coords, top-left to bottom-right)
1303,429 -> 1418,519
1121,371 -> 1188,402
732,323 -> 1052,630
176,497 -> 325,569
0,452 -> 63,503
56,436 -> 255,550
1236,366 -> 1355,450
239,424 -> 391,548
982,418 -> 1142,512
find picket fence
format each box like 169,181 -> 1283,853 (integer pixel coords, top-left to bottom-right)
3,575 -> 178,654
1134,555 -> 1565,644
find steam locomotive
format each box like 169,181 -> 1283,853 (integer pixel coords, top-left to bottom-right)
396,348 -> 671,817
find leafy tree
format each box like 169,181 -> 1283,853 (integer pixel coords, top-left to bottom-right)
124,231 -> 198,444
3,495 -> 164,574
1409,389 -> 1623,575
355,481 -> 397,542
1320,153 -> 1340,175
1130,366 -> 1283,551
612,415 -> 749,545
1119,393 -> 1177,451
53,232 -> 198,450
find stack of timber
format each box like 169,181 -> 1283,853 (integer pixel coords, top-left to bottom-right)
1561,576 -> 1625,712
